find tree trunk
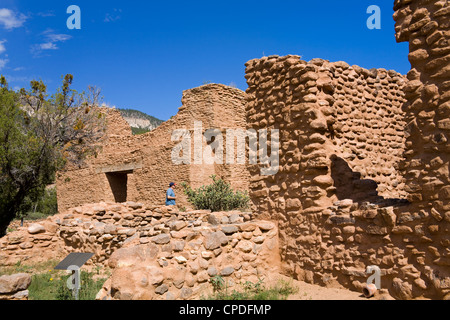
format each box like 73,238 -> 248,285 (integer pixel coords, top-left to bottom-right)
0,209 -> 16,238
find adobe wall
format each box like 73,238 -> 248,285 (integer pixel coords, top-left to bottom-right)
245,52 -> 449,299
56,84 -> 249,211
245,55 -> 407,219
394,0 -> 450,223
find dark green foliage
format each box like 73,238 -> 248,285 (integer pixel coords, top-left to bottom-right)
0,75 -> 105,236
20,188 -> 58,221
181,175 -> 250,212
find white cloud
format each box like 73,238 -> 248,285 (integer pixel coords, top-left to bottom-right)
0,39 -> 6,54
39,42 -> 58,50
31,29 -> 72,56
0,8 -> 27,30
0,58 -> 9,71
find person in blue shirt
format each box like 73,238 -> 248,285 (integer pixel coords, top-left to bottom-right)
166,182 -> 176,206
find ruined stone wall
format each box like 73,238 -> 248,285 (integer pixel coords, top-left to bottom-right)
0,202 -> 279,301
245,55 -> 407,220
244,54 -> 450,299
391,0 -> 450,299
394,0 -> 450,220
56,84 -> 248,211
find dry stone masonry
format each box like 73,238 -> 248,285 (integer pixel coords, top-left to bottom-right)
0,202 -> 279,300
241,0 -> 450,300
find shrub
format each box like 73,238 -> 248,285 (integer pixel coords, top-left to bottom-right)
181,175 -> 250,212
205,276 -> 298,300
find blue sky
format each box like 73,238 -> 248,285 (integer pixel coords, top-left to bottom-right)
0,0 -> 409,121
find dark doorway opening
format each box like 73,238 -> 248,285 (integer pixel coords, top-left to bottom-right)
106,171 -> 130,203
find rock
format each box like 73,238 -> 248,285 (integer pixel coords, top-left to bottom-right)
256,221 -> 274,231
175,256 -> 187,264
170,221 -> 187,231
207,214 -> 221,225
238,240 -> 253,253
155,284 -> 169,295
392,278 -> 413,300
204,231 -> 228,250
0,273 -> 32,294
220,267 -> 235,277
92,206 -> 106,215
151,234 -> 171,245
19,242 -> 34,250
126,202 -> 143,210
201,251 -> 214,260
27,224 -> 46,235
207,267 -> 218,277
173,241 -> 185,252
229,214 -> 242,224
221,225 -> 239,235
253,236 -> 265,244
179,287 -> 193,300
12,289 -> 29,300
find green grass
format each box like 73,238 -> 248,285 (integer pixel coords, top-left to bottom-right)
28,270 -> 107,300
205,276 -> 298,300
0,260 -> 108,300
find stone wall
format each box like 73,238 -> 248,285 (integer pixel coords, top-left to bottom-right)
245,55 -> 407,219
244,51 -> 449,299
56,84 -> 249,211
0,202 -> 279,300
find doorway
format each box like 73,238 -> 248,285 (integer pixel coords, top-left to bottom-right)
106,171 -> 130,203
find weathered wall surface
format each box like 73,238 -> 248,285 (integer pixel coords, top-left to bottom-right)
245,55 -> 407,219
391,0 -> 450,299
394,0 -> 450,220
56,84 -> 249,211
0,202 -> 279,301
245,50 -> 449,299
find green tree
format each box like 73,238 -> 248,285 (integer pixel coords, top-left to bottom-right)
0,75 -> 106,236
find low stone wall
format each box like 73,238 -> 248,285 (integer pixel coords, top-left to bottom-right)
0,202 -> 280,300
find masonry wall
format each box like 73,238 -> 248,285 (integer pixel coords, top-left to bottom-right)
394,0 -> 450,221
244,53 -> 450,299
245,55 -> 407,218
56,84 -> 249,211
392,0 -> 450,298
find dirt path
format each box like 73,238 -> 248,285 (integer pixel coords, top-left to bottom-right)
265,273 -> 385,300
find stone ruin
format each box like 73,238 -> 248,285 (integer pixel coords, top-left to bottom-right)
55,84 -> 249,211
0,202 -> 279,300
0,0 -> 449,300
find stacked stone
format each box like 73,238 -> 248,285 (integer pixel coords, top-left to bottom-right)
394,0 -> 450,208
330,62 -> 407,199
1,202 -> 279,300
245,55 -> 335,218
0,221 -> 61,266
97,217 -> 279,300
393,0 -> 450,299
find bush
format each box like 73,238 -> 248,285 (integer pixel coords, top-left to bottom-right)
205,276 -> 298,300
181,175 -> 250,212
